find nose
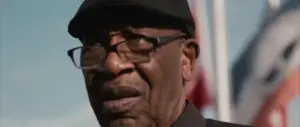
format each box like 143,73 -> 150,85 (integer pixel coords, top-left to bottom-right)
103,33 -> 135,75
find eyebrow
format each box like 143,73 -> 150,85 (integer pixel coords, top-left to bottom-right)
120,27 -> 150,38
80,27 -> 150,45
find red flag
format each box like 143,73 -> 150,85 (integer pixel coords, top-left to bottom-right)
253,67 -> 300,127
188,69 -> 212,110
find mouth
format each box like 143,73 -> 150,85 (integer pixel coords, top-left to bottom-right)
100,85 -> 142,113
102,96 -> 141,113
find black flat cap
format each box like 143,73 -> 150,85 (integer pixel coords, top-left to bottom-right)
68,0 -> 195,38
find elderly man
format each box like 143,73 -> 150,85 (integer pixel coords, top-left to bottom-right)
67,0 -> 251,127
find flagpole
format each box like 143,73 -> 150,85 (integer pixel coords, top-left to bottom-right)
211,0 -> 232,122
195,0 -> 215,91
267,0 -> 282,11
266,0 -> 282,18
194,0 -> 217,119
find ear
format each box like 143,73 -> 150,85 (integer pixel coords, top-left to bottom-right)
181,39 -> 200,83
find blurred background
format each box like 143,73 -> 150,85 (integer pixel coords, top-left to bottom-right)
0,0 -> 299,127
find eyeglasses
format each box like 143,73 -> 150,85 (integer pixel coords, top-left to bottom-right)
67,33 -> 186,70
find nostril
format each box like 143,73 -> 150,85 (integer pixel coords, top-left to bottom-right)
117,68 -> 134,76
90,68 -> 133,87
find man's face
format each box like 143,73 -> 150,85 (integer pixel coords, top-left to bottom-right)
79,8 -> 198,127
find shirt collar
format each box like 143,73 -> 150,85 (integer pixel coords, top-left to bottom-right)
171,101 -> 206,127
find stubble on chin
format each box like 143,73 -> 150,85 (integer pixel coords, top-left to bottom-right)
109,117 -> 155,127
109,118 -> 135,127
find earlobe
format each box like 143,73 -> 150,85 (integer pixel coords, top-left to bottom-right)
182,56 -> 193,81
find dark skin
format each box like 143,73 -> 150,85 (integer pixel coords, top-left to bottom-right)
78,7 -> 199,127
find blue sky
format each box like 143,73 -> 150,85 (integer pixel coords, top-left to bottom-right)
0,0 -> 265,126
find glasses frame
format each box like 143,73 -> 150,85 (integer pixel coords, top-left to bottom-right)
67,33 -> 186,70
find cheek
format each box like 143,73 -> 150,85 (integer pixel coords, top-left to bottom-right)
135,53 -> 183,106
83,71 -> 91,86
137,58 -> 184,122
82,71 -> 102,100
82,72 -> 96,99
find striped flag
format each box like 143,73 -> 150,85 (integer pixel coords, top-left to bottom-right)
232,0 -> 300,126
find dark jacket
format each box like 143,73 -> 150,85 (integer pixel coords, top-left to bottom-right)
172,102 -> 251,127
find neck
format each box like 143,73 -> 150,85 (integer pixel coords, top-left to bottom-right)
159,96 -> 187,127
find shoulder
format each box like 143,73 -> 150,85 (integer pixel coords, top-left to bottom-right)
205,119 -> 253,127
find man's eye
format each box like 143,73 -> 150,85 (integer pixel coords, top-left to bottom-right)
128,38 -> 153,49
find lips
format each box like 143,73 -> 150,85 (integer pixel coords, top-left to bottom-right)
103,96 -> 141,113
101,86 -> 141,101
99,83 -> 142,113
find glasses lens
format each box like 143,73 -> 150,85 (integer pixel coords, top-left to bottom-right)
127,38 -> 154,50
117,38 -> 154,62
72,48 -> 82,68
72,46 -> 106,68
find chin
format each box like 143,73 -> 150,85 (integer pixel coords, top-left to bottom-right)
94,96 -> 153,127
108,118 -> 137,127
95,106 -> 152,127
100,117 -> 153,127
